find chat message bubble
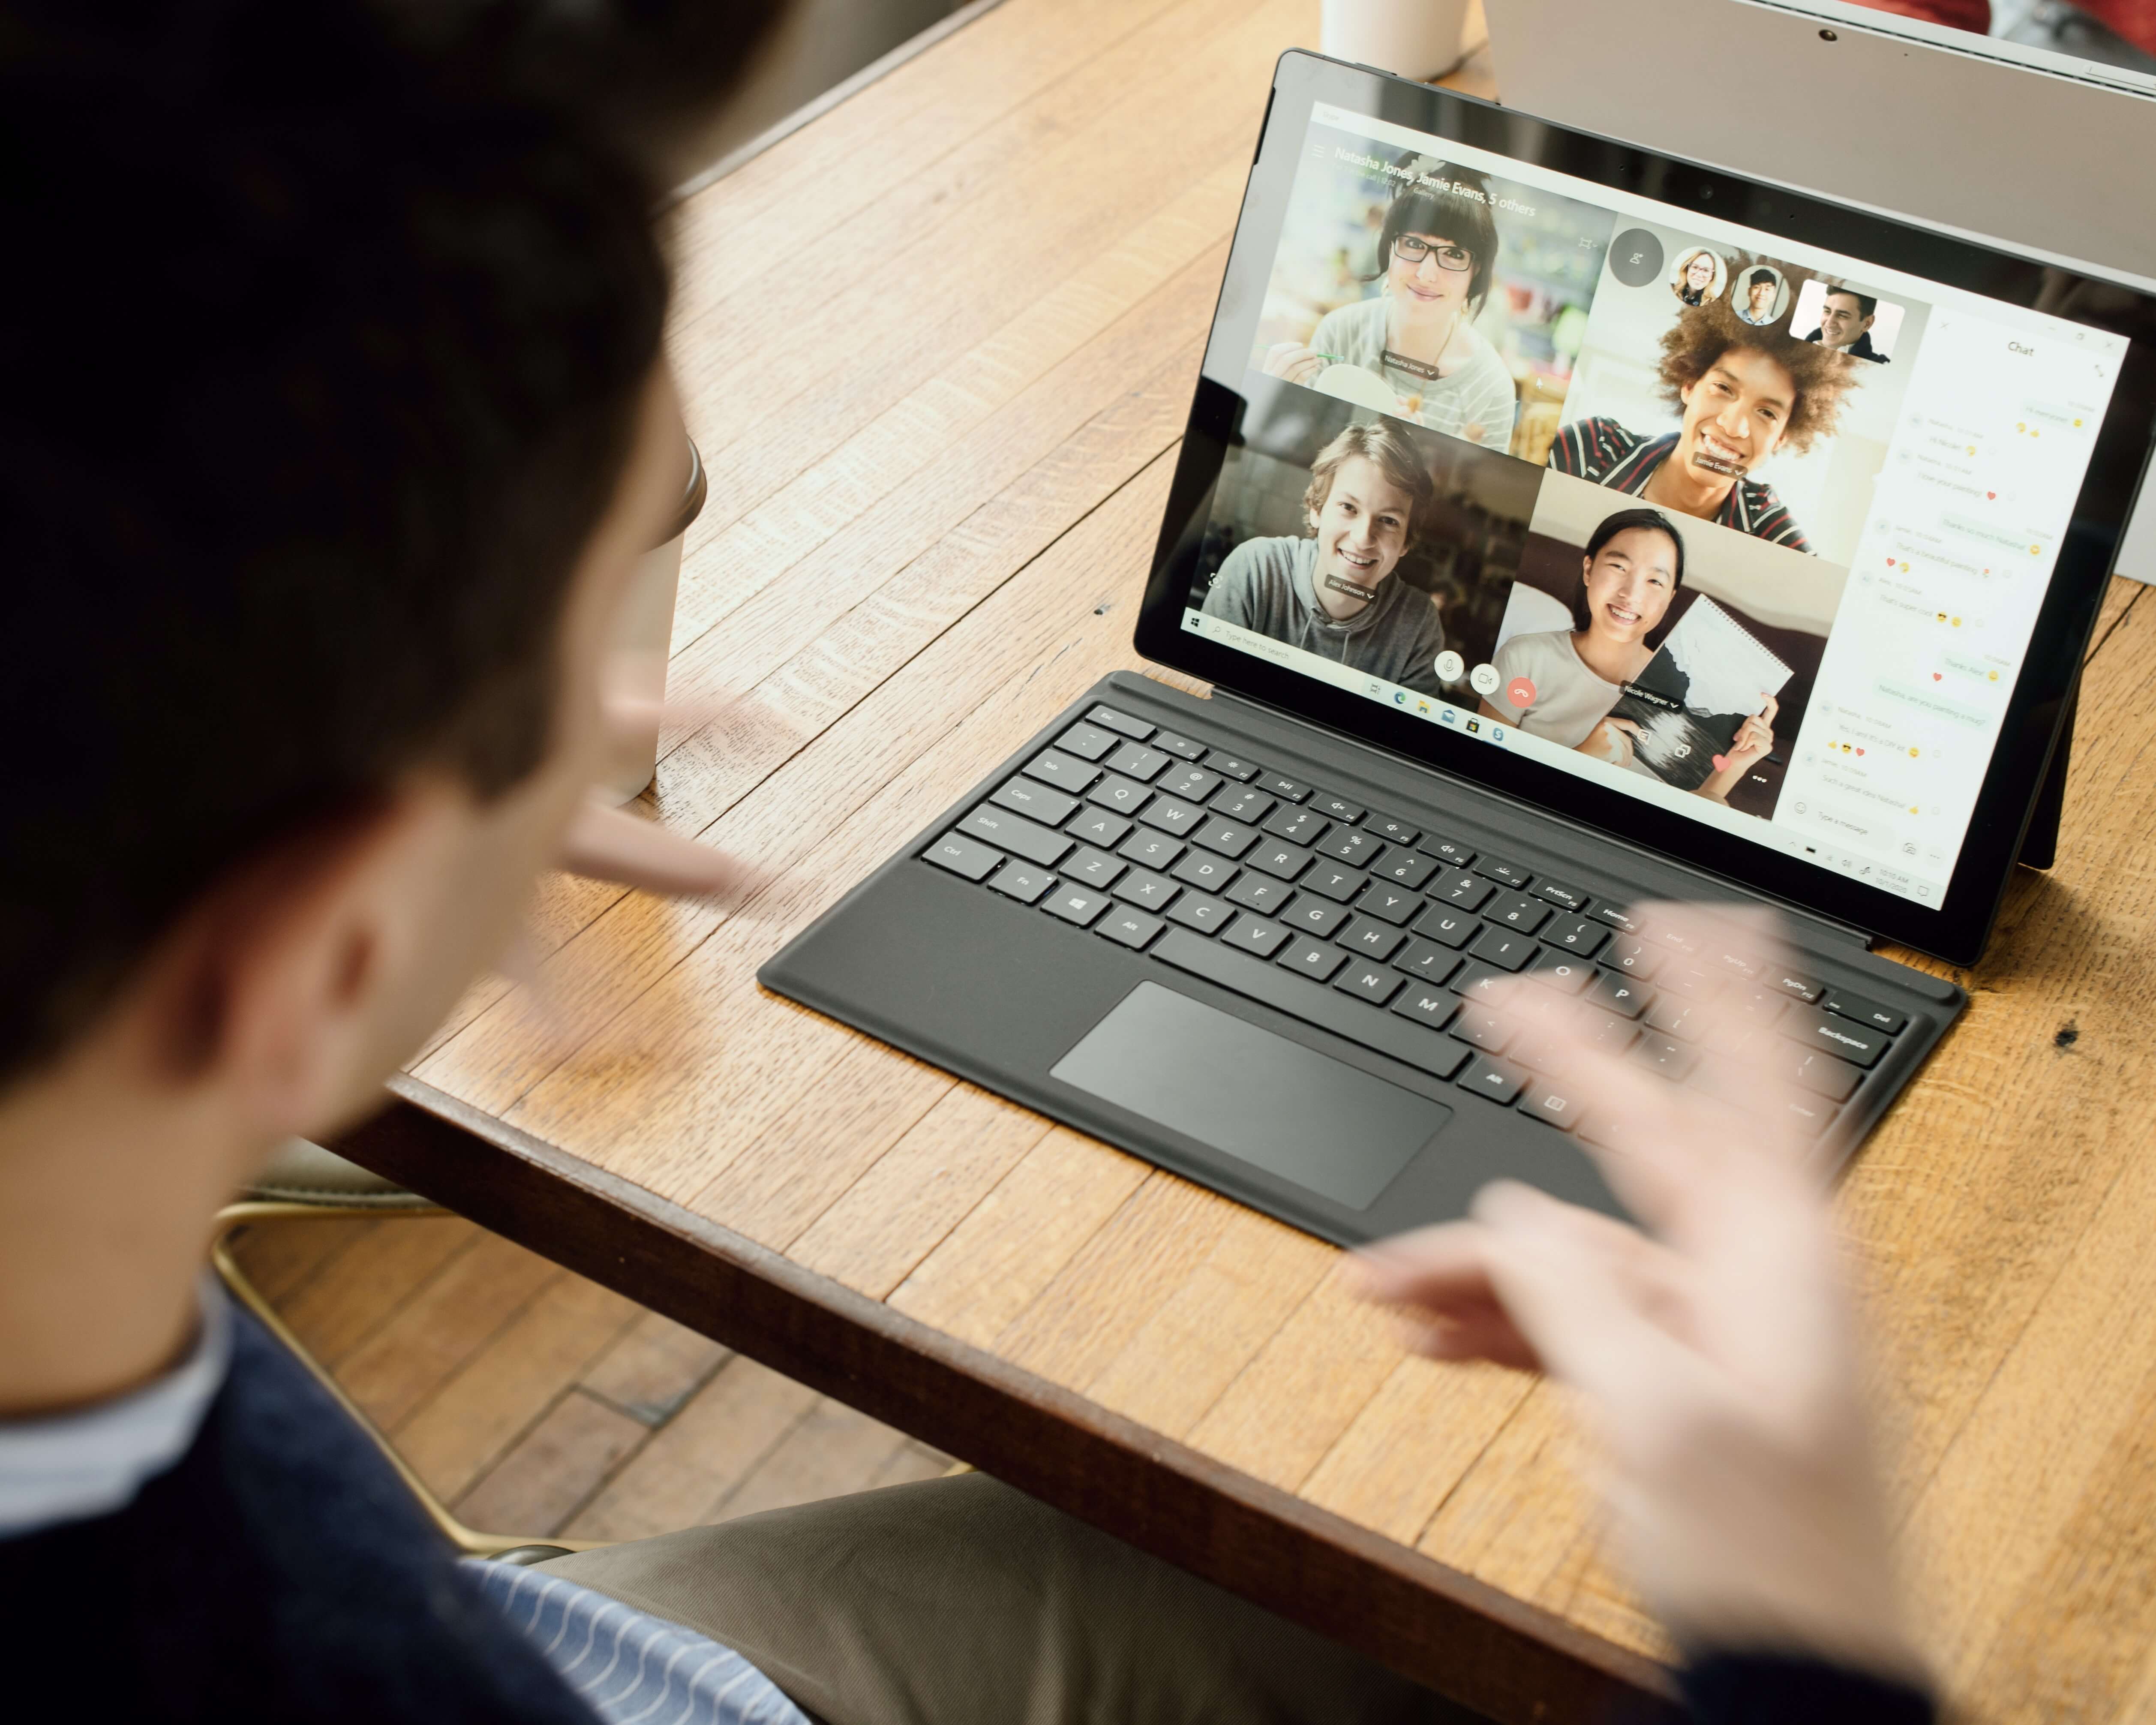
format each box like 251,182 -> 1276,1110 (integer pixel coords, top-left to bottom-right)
1877,680 -> 1992,725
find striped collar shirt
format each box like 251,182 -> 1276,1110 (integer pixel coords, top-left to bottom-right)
1549,417 -> 1813,553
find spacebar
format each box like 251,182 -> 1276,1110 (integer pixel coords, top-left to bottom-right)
1153,931 -> 1467,1080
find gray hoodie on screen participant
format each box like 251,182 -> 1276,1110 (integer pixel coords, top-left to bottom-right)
1200,535 -> 1447,696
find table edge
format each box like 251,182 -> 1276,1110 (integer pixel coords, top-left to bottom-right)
331,1074 -> 1682,1722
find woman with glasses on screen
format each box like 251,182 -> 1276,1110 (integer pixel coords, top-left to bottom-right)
1261,160 -> 1519,452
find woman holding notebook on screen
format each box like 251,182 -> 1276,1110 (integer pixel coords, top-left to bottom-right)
1481,507 -> 1778,803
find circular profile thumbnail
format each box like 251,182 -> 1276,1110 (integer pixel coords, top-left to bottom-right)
1669,245 -> 1725,308
1728,263 -> 1788,327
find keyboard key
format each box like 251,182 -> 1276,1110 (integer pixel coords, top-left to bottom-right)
1258,772 -> 1310,802
1630,1032 -> 1698,1081
1247,840 -> 1312,881
1768,968 -> 1826,1004
1334,960 -> 1403,1006
1456,1055 -> 1527,1107
986,862 -> 1056,905
1314,793 -> 1364,822
1152,730 -> 1206,761
1584,1008 -> 1641,1055
1263,805 -> 1330,846
1604,936 -> 1663,979
1158,763 -> 1222,802
1531,878 -> 1589,912
1450,1003 -> 1513,1054
1781,1094 -> 1841,1138
1119,830 -> 1183,871
1528,952 -> 1595,995
1467,926 -> 1537,972
1591,975 -> 1653,1019
1390,985 -> 1459,1032
1474,854 -> 1532,889
1096,905 -> 1165,950
1318,829 -> 1385,868
1660,965 -> 1725,1001
1486,893 -> 1550,935
1646,995 -> 1708,1040
1339,919 -> 1405,962
1424,835 -> 1475,867
1205,750 -> 1260,781
1278,936 -> 1347,982
1449,961 -> 1512,1004
1087,704 -> 1153,739
1282,897 -> 1351,939
1513,1081 -> 1583,1132
1219,914 -> 1290,957
991,777 -> 1078,826
1024,748 -> 1100,794
1055,721 -> 1118,762
1086,774 -> 1151,816
1432,868 -> 1493,911
1712,947 -> 1764,983
1065,806 -> 1132,848
1171,851 -> 1237,894
1412,906 -> 1477,948
1303,863 -> 1367,904
1730,985 -> 1788,1026
1225,873 -> 1295,915
1113,868 -> 1178,911
1063,847 -> 1126,889
1824,989 -> 1907,1036
1778,1007 -> 1887,1069
959,805 -> 1072,867
1150,931 -> 1469,1080
1592,903 -> 1642,934
1105,741 -> 1171,782
1376,850 -> 1439,890
924,832 -> 1002,881
1166,892 -> 1234,934
1042,884 -> 1110,926
1135,795 -> 1204,835
1369,816 -> 1420,846
1354,882 -> 1423,926
1787,1048 -> 1862,1101
1542,917 -> 1608,957
1394,940 -> 1463,986
1213,785 -> 1274,823
1192,817 -> 1261,859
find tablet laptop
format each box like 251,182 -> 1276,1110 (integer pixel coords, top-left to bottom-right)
758,52 -> 2156,1244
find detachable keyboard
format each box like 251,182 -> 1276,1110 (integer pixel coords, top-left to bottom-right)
762,673 -> 1963,1244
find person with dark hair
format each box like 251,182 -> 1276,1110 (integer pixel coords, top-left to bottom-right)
1673,247 -> 1720,307
1202,420 -> 1448,693
1736,267 -> 1783,326
0,7 -> 1489,1724
1808,287 -> 1890,362
1549,282 -> 1863,550
1262,159 -> 1518,450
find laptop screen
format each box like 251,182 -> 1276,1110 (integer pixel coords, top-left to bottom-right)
1158,75 -> 2141,920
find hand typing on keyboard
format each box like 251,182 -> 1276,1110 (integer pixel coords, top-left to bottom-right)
1349,905 -> 1923,1692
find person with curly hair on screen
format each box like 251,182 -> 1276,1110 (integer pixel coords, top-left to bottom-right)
1201,419 -> 1448,693
1549,272 -> 1862,552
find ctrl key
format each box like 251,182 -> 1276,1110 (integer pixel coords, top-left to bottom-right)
1042,883 -> 1112,928
925,832 -> 1002,882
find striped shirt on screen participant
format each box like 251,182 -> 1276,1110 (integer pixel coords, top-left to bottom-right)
1549,417 -> 1813,552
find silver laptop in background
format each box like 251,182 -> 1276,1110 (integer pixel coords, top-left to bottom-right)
1485,0 -> 2156,578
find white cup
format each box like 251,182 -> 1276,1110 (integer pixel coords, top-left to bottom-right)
1319,0 -> 1481,80
600,434 -> 707,804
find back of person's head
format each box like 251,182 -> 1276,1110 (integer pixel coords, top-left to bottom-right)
0,0 -> 781,1088
1302,419 -> 1438,542
1570,507 -> 1685,633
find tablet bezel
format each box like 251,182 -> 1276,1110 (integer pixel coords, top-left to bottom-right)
1132,49 -> 2156,968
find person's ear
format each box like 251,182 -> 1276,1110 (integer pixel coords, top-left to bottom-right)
142,781 -> 472,1139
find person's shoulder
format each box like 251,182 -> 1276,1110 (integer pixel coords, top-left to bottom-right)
1739,479 -> 1812,551
1314,296 -> 1382,345
1219,534 -> 1302,575
1550,415 -> 1636,473
1497,628 -> 1575,670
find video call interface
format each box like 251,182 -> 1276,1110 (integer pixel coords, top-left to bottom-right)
1179,103 -> 2129,908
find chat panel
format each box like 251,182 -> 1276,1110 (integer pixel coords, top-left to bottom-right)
1552,222 -> 1930,568
1252,121 -> 1615,463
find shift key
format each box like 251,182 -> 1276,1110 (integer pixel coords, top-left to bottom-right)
958,804 -> 1071,867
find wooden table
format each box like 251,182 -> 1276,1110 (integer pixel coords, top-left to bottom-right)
335,4 -> 2156,1719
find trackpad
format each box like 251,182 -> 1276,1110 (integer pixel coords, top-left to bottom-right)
1050,982 -> 1449,1210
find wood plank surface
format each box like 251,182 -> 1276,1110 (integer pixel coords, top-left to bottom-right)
330,3 -> 2156,1719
